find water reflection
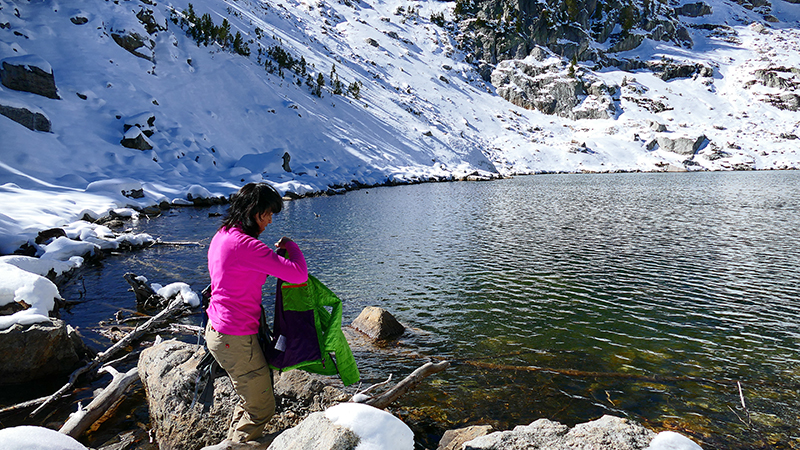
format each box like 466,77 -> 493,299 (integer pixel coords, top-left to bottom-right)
55,171 -> 800,449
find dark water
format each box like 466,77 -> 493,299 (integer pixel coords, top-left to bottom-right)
12,171 -> 800,449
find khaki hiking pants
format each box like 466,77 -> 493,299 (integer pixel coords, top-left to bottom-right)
205,322 -> 275,443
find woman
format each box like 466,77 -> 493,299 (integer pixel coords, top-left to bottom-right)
205,182 -> 308,447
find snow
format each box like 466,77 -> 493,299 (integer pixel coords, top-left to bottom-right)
0,0 -> 795,258
0,263 -> 60,330
152,282 -> 202,308
325,402 -> 415,450
646,431 -> 704,450
0,425 -> 88,450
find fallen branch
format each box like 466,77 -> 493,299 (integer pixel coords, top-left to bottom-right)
30,296 -> 186,417
0,395 -> 51,415
356,361 -> 449,409
59,366 -> 140,439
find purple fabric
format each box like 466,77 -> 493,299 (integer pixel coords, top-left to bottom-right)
266,281 -> 322,368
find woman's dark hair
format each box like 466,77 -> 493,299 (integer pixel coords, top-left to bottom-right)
221,183 -> 283,237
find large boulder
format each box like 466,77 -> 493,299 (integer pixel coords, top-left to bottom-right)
139,340 -> 349,450
139,340 -> 236,450
463,415 -> 656,450
655,134 -> 708,155
350,306 -> 405,341
0,55 -> 59,99
0,319 -> 88,384
0,103 -> 51,132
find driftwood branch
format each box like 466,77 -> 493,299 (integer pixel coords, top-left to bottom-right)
29,296 -> 186,417
355,361 -> 449,409
0,395 -> 51,415
59,366 -> 140,439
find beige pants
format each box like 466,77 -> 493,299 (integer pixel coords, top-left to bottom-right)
205,322 -> 275,443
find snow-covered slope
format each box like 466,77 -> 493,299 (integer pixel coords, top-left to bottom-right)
0,0 -> 798,252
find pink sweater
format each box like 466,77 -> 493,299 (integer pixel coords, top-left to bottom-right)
207,226 -> 308,335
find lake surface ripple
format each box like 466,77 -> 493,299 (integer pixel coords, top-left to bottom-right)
58,171 -> 800,449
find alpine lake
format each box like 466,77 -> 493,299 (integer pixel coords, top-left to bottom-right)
9,171 -> 800,449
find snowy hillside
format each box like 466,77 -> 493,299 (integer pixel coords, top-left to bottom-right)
0,0 -> 799,252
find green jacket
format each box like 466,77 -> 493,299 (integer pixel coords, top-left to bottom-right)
266,275 -> 360,386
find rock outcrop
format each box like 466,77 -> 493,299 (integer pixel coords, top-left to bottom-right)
0,55 -> 59,99
491,57 -> 618,120
0,319 -> 89,384
455,0 -> 688,70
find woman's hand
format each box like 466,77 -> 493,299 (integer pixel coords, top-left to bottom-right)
275,237 -> 294,249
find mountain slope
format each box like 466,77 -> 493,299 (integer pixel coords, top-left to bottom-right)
0,0 -> 799,251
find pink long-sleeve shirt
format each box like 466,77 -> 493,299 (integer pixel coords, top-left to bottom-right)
207,226 -> 308,335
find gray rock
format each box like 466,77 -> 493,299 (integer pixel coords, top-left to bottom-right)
0,320 -> 89,384
139,341 -> 348,450
491,59 -> 617,120
0,103 -> 51,132
111,30 -> 155,61
1,55 -> 59,99
70,15 -> 89,25
123,112 -> 156,137
121,126 -> 154,150
656,135 -> 708,155
646,60 -> 713,81
139,340 -> 233,450
437,425 -> 493,450
649,121 -> 667,132
351,306 -> 405,341
463,415 -> 656,450
267,412 -> 360,450
675,2 -> 713,17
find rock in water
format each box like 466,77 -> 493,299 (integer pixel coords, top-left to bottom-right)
350,306 -> 405,341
